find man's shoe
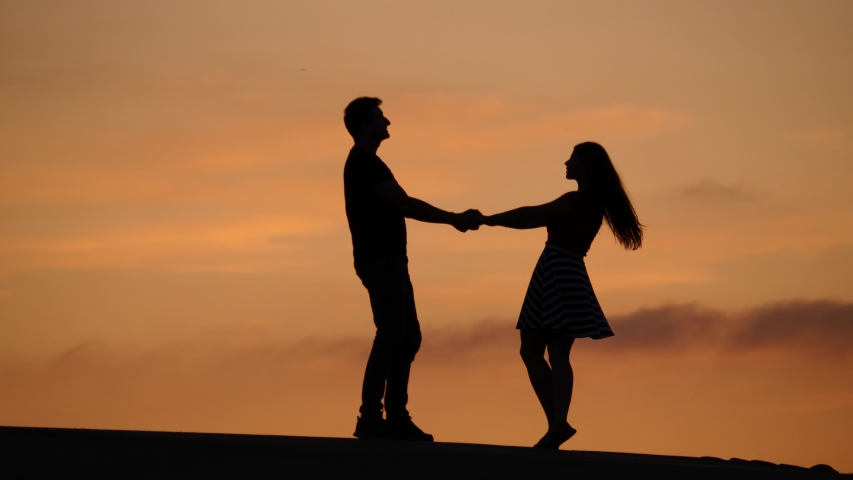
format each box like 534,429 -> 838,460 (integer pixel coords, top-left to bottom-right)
387,416 -> 434,441
353,415 -> 388,439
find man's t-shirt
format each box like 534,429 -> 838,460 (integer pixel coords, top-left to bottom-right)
344,148 -> 407,263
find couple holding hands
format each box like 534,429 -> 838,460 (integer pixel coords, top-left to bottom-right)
343,97 -> 643,449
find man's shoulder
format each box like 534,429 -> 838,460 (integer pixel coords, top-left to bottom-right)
346,148 -> 377,169
345,148 -> 391,176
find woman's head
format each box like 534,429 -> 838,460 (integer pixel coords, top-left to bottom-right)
568,142 -> 644,250
565,142 -> 616,187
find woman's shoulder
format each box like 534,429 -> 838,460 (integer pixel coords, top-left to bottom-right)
559,190 -> 588,204
546,191 -> 599,220
571,190 -> 602,202
563,190 -> 603,214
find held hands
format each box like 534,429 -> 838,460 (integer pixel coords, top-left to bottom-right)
452,209 -> 484,232
451,209 -> 534,230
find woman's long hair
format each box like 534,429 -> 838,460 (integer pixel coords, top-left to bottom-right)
575,142 -> 644,250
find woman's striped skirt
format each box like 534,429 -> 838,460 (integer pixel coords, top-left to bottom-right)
516,244 -> 614,339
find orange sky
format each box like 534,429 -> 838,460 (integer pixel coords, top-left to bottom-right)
1,0 -> 852,473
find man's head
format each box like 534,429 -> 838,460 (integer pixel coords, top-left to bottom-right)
344,97 -> 390,143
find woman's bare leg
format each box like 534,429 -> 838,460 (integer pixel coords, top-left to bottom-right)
519,330 -> 554,427
546,336 -> 575,430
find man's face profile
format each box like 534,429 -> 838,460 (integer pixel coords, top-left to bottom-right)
361,106 -> 391,142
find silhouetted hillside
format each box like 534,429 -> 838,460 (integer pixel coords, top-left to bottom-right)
0,426 -> 846,479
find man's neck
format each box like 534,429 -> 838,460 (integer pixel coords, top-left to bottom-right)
352,138 -> 381,155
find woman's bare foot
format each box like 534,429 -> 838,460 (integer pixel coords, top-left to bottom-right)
533,429 -> 552,448
533,423 -> 576,449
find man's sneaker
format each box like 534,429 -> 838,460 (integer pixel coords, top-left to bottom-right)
386,416 -> 434,441
353,415 -> 388,439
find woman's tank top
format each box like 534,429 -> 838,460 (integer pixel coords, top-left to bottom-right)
545,191 -> 604,256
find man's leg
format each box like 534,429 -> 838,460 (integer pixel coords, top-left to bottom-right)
356,260 -> 405,420
356,260 -> 417,410
382,265 -> 421,419
379,263 -> 432,440
359,337 -> 391,420
353,260 -> 401,439
355,259 -> 431,440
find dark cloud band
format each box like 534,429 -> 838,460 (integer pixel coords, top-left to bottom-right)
417,300 -> 853,361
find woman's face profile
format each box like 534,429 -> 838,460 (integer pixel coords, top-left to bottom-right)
565,150 -> 584,180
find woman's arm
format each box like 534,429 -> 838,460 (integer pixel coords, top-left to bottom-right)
485,193 -> 575,229
484,206 -> 547,229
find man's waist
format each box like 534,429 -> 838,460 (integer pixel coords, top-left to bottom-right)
353,249 -> 408,261
354,252 -> 408,273
351,235 -> 406,252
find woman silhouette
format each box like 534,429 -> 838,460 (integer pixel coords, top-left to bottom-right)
484,142 -> 643,449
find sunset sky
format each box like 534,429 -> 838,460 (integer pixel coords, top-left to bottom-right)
2,0 -> 852,472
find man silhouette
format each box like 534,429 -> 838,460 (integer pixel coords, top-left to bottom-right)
343,97 -> 481,441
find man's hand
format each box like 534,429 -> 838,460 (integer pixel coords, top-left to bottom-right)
452,209 -> 484,232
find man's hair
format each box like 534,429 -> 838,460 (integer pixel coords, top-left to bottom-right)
344,97 -> 382,138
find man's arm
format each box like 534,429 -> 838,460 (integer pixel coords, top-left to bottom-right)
375,179 -> 481,232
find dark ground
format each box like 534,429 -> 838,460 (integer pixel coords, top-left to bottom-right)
0,426 -> 847,479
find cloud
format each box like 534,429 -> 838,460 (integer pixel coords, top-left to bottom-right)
679,180 -> 760,203
725,300 -> 853,357
418,300 -> 853,361
4,300 -> 852,371
600,304 -> 727,352
418,319 -> 518,365
596,300 -> 853,359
